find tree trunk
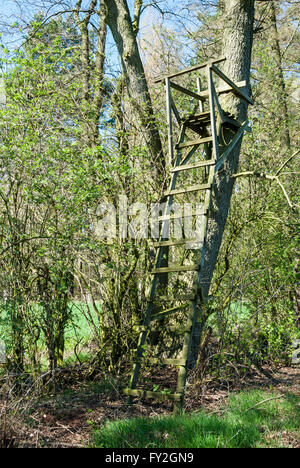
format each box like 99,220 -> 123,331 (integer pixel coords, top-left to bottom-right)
103,0 -> 168,295
190,0 -> 255,366
75,0 -> 107,146
93,3 -> 108,143
103,0 -> 164,181
269,0 -> 291,149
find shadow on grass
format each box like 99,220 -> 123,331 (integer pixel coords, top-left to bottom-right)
93,390 -> 300,448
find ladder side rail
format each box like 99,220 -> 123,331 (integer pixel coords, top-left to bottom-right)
207,64 -> 220,162
179,144 -> 201,167
127,125 -> 187,399
191,70 -> 219,303
175,124 -> 217,411
196,77 -> 204,113
166,78 -> 175,166
170,96 -> 181,126
215,120 -> 249,172
174,300 -> 198,412
159,124 -> 186,240
211,79 -> 226,124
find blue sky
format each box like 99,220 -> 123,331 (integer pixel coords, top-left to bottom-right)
0,0 -> 26,26
0,0 -> 30,46
0,0 -> 199,72
1,0 -> 19,15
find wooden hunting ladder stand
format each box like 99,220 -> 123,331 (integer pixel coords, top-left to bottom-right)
124,57 -> 253,411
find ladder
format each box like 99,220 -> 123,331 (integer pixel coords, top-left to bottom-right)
124,57 -> 253,411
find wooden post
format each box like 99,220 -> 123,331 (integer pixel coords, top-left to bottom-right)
174,299 -> 198,413
166,78 -> 174,166
196,77 -> 203,113
207,65 -> 219,162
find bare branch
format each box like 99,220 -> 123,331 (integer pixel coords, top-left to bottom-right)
232,167 -> 299,210
275,149 -> 300,176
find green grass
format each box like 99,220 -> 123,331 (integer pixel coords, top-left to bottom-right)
65,302 -> 100,347
0,301 -> 101,373
0,300 -> 100,353
93,390 -> 300,448
207,301 -> 252,329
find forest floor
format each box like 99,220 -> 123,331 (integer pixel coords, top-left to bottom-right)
2,364 -> 299,448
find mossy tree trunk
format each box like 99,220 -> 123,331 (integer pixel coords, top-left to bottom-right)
190,0 -> 255,366
103,0 -> 165,182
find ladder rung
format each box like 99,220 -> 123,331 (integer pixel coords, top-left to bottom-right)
170,159 -> 215,173
151,304 -> 188,321
123,388 -> 182,402
134,357 -> 186,366
158,208 -> 207,221
185,240 -> 204,250
165,183 -> 211,197
151,264 -> 199,274
153,239 -> 195,247
149,357 -> 186,366
176,136 -> 213,149
135,324 -> 192,335
169,325 -> 193,334
186,111 -> 211,122
153,294 -> 195,301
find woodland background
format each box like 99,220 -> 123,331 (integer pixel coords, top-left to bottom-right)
0,0 -> 299,448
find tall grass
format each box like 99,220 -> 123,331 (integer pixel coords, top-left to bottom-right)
93,390 -> 300,448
